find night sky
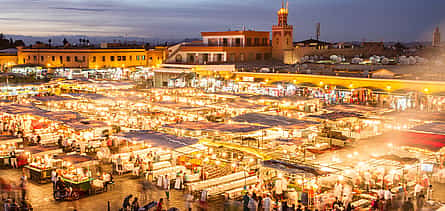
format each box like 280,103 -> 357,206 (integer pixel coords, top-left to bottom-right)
1,0 -> 444,42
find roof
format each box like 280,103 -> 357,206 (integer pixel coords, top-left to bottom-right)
326,104 -> 391,114
294,39 -> 331,45
201,31 -> 269,37
116,130 -> 198,149
163,121 -> 270,133
232,113 -> 319,128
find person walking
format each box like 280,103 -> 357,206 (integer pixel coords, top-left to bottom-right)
122,194 -> 133,211
131,197 -> 140,211
402,197 -> 414,211
185,190 -> 193,211
19,174 -> 27,201
248,194 -> 258,211
163,175 -> 170,201
9,151 -> 17,168
427,185 -> 433,201
262,193 -> 272,211
156,198 -> 164,211
243,193 -> 250,211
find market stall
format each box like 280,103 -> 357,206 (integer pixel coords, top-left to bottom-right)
23,145 -> 63,183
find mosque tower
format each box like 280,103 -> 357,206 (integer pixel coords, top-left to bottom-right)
272,0 -> 294,61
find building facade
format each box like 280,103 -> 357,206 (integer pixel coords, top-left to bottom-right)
167,31 -> 272,64
0,53 -> 17,72
17,46 -> 167,69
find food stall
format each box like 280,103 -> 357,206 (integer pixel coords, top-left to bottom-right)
23,145 -> 63,183
53,154 -> 99,197
113,130 -> 199,179
0,135 -> 22,168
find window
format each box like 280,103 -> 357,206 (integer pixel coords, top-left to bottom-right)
136,56 -> 140,61
66,56 -> 71,62
246,38 -> 252,46
256,53 -> 262,60
33,56 -> 37,61
129,56 -> 132,61
28,56 -> 30,60
117,56 -> 122,61
157,57 -> 160,60
92,56 -> 96,62
52,56 -> 55,61
74,56 -> 78,62
60,56 -> 63,62
175,55 -> 182,62
40,56 -> 44,61
82,56 -> 85,62
254,38 -> 260,46
240,53 -> 245,62
102,56 -> 106,62
262,38 -> 268,46
149,57 -> 153,61
122,56 -> 126,61
110,56 -> 115,61
142,56 -> 146,60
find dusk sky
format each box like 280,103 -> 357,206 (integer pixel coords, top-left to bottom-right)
1,0 -> 444,42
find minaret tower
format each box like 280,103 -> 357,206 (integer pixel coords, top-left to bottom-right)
272,0 -> 294,61
433,26 -> 441,47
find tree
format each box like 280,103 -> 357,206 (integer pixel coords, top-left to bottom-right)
63,38 -> 69,46
14,40 -> 25,47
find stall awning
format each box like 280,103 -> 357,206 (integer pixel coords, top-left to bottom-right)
369,131 -> 445,152
261,160 -> 324,176
116,130 -> 198,149
163,121 -> 270,133
54,154 -> 97,167
410,122 -> 445,135
377,154 -> 418,164
232,113 -> 319,128
24,145 -> 62,156
308,111 -> 363,121
0,135 -> 22,144
32,95 -> 75,102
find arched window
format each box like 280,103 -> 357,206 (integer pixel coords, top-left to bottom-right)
175,54 -> 183,62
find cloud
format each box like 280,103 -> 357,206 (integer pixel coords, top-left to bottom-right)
48,7 -> 111,12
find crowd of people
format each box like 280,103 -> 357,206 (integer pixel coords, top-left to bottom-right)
0,173 -> 32,211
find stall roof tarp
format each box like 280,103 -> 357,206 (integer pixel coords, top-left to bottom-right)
377,154 -> 419,164
240,95 -> 310,102
66,93 -> 107,100
32,95 -> 75,102
25,145 -> 61,155
153,101 -> 210,111
164,121 -> 270,133
65,120 -> 109,131
54,154 -> 95,165
0,135 -> 21,144
232,113 -> 319,128
116,130 -> 198,149
382,111 -> 445,122
326,105 -> 391,114
369,131 -> 445,152
0,104 -> 47,115
261,160 -> 324,176
308,112 -> 363,120
411,122 -> 445,135
0,104 -> 105,131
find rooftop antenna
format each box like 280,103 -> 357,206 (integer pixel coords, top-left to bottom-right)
316,22 -> 320,40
